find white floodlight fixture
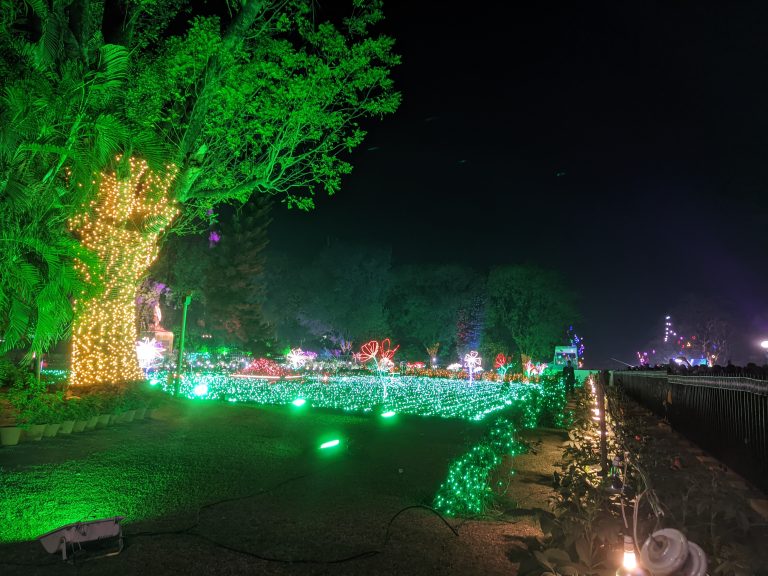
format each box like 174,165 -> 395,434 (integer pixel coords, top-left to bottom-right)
760,340 -> 768,349
38,517 -> 124,561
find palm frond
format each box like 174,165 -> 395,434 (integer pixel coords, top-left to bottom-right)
1,297 -> 32,353
133,130 -> 171,174
93,113 -> 128,166
97,44 -> 128,89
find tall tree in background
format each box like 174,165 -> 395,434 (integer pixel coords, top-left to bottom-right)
387,264 -> 480,361
673,295 -> 733,365
262,240 -> 391,350
0,1 -> 399,386
486,265 -> 577,363
455,293 -> 486,361
260,250 -> 308,348
204,200 -> 272,349
298,240 -> 391,346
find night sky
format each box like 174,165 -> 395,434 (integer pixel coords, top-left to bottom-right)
270,1 -> 768,366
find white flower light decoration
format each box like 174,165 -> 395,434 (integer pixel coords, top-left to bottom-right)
136,338 -> 163,370
464,351 -> 482,383
286,348 -> 309,369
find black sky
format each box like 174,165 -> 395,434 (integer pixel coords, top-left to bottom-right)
270,1 -> 768,366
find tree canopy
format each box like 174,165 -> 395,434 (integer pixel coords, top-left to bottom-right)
0,0 -> 400,358
486,265 -> 578,362
387,264 -> 482,361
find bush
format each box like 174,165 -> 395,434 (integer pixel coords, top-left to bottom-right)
6,373 -> 64,425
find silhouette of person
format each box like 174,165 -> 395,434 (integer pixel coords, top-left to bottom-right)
563,360 -> 576,394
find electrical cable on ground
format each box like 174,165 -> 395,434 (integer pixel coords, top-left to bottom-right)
126,463 -> 460,565
0,460 -> 460,569
130,503 -> 458,565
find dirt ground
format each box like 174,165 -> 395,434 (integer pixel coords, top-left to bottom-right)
613,395 -> 768,575
0,400 -> 563,576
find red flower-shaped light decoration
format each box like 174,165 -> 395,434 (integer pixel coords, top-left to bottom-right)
359,340 -> 380,363
494,353 -> 507,369
379,338 -> 400,362
358,338 -> 400,366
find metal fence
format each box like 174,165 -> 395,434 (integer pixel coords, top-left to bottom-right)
612,371 -> 768,493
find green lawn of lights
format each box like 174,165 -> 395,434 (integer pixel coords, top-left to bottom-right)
148,372 -> 547,422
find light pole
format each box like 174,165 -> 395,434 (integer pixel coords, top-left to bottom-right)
761,340 -> 768,365
174,293 -> 193,396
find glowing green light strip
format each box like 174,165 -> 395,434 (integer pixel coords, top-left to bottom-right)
147,372 -> 557,422
320,439 -> 340,449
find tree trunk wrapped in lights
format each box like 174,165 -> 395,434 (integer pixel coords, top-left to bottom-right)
68,159 -> 178,388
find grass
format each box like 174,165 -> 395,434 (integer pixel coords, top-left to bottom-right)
0,399 -> 492,544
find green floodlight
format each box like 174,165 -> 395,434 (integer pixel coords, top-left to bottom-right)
292,398 -> 306,407
381,410 -> 396,418
319,439 -> 340,449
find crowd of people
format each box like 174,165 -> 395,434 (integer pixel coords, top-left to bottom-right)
624,361 -> 768,379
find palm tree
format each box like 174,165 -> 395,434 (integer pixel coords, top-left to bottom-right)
0,1 -> 133,360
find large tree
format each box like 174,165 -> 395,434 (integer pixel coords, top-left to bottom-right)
273,240 -> 391,348
204,200 -> 272,349
486,265 -> 578,363
144,198 -> 272,352
387,264 -> 481,362
0,1 -> 399,387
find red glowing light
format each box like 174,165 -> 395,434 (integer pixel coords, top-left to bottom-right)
494,353 -> 507,369
359,340 -> 380,362
238,357 -> 295,378
358,338 -> 400,363
379,338 -> 400,361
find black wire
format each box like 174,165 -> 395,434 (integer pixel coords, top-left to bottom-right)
157,504 -> 458,565
122,452 -> 461,566
2,461 -> 459,568
127,468 -> 324,538
1,503 -> 458,569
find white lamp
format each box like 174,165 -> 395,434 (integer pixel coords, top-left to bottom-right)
38,516 -> 124,561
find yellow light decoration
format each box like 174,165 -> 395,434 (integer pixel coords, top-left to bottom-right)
69,157 -> 179,388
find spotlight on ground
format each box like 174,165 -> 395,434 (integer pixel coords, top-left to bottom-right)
319,439 -> 340,449
381,410 -> 396,418
38,517 -> 124,561
292,398 -> 306,407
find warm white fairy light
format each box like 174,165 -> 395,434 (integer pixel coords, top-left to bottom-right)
69,157 -> 179,388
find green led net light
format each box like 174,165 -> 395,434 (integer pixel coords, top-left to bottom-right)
432,417 -> 525,516
148,372 -> 554,422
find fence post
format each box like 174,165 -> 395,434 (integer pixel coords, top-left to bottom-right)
598,370 -> 609,476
